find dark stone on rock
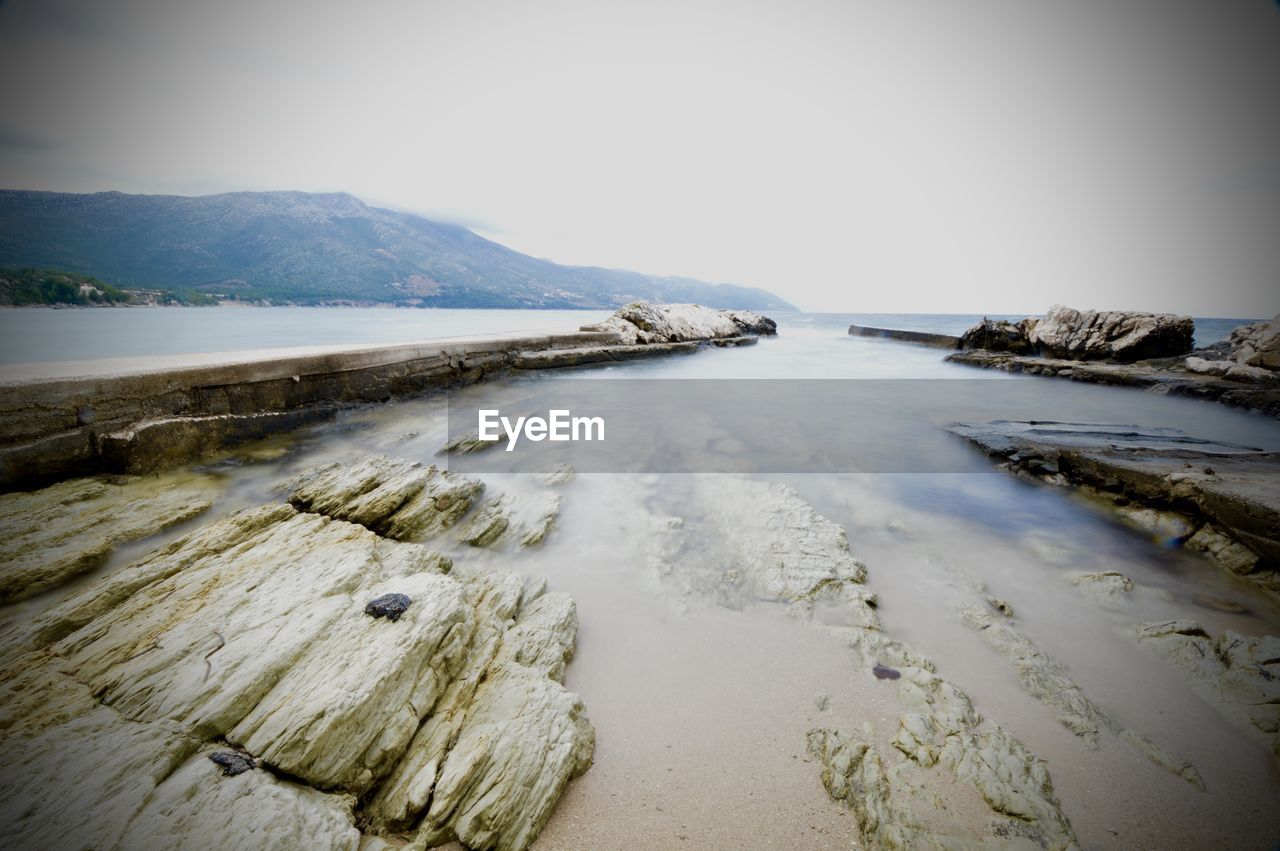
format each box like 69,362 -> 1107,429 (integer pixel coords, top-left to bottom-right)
209,750 -> 256,776
872,663 -> 901,680
365,592 -> 413,622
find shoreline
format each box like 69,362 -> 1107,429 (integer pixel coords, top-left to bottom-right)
0,303 -> 774,490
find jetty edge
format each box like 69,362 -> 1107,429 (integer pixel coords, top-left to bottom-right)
0,301 -> 776,490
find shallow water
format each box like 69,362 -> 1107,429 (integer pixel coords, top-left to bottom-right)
4,315 -> 1279,848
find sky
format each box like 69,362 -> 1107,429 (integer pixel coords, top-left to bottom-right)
0,0 -> 1277,316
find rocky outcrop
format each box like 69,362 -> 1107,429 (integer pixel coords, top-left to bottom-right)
286,454 -> 484,541
580,301 -> 777,346
0,464 -> 592,850
0,472 -> 220,603
1226,314 -> 1280,371
652,477 -> 1078,848
947,311 -> 1280,417
958,318 -> 1037,354
1136,620 -> 1280,759
1027,305 -> 1194,362
957,307 -> 1194,362
457,492 -> 562,548
1184,356 -> 1277,383
950,421 -> 1280,598
958,604 -> 1202,787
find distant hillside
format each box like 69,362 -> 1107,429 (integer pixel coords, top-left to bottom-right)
0,189 -> 793,310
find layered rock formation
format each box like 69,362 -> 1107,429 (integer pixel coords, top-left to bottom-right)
950,420 -> 1280,599
0,472 -> 220,603
1136,621 -> 1280,759
956,306 -> 1194,362
948,309 -> 1280,418
958,604 -> 1202,787
650,477 -> 1079,849
581,301 -> 777,346
0,457 -> 593,850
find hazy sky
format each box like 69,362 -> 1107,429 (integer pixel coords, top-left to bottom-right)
1,0 -> 1277,315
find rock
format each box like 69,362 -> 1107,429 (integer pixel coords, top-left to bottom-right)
121,749 -> 363,851
653,479 -> 877,626
1137,620 -> 1280,758
986,596 -> 1015,617
871,664 -> 901,680
537,464 -> 577,486
287,454 -> 484,541
366,569 -> 591,851
958,605 -> 1202,786
958,318 -> 1036,354
1227,314 -> 1280,371
1184,524 -> 1259,575
949,421 -> 1280,599
806,729 -> 934,849
1191,593 -> 1248,614
1028,305 -> 1194,362
209,750 -> 257,776
2,493 -> 592,850
364,593 -> 413,622
0,472 -> 219,603
653,476 -> 1077,848
1184,356 -> 1277,383
890,668 -> 1078,847
1066,571 -> 1135,611
580,301 -> 776,346
438,427 -> 500,455
457,491 -> 562,548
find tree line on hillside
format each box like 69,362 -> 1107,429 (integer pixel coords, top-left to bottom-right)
0,267 -> 218,306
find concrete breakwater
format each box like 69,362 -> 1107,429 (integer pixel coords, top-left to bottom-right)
847,324 -> 961,348
0,302 -> 774,490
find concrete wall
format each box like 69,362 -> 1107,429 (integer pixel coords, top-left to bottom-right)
0,331 -> 646,489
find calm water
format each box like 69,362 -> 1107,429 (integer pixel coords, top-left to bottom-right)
0,306 -> 1258,366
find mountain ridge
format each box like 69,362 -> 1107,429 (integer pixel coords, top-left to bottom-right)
0,189 -> 794,310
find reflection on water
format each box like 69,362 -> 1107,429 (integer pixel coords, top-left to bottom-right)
6,320 -> 1279,847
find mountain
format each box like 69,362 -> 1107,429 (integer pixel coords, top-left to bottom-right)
0,189 -> 793,310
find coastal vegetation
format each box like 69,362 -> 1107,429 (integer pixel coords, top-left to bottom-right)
0,266 -> 218,307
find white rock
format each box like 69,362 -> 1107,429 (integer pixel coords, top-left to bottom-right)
0,472 -> 218,603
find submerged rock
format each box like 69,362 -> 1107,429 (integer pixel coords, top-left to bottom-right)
958,604 -> 1202,787
0,473 -> 219,603
871,664 -> 901,680
1137,619 -> 1280,759
652,476 -> 1078,848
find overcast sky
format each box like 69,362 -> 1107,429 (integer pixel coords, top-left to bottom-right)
1,0 -> 1277,315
